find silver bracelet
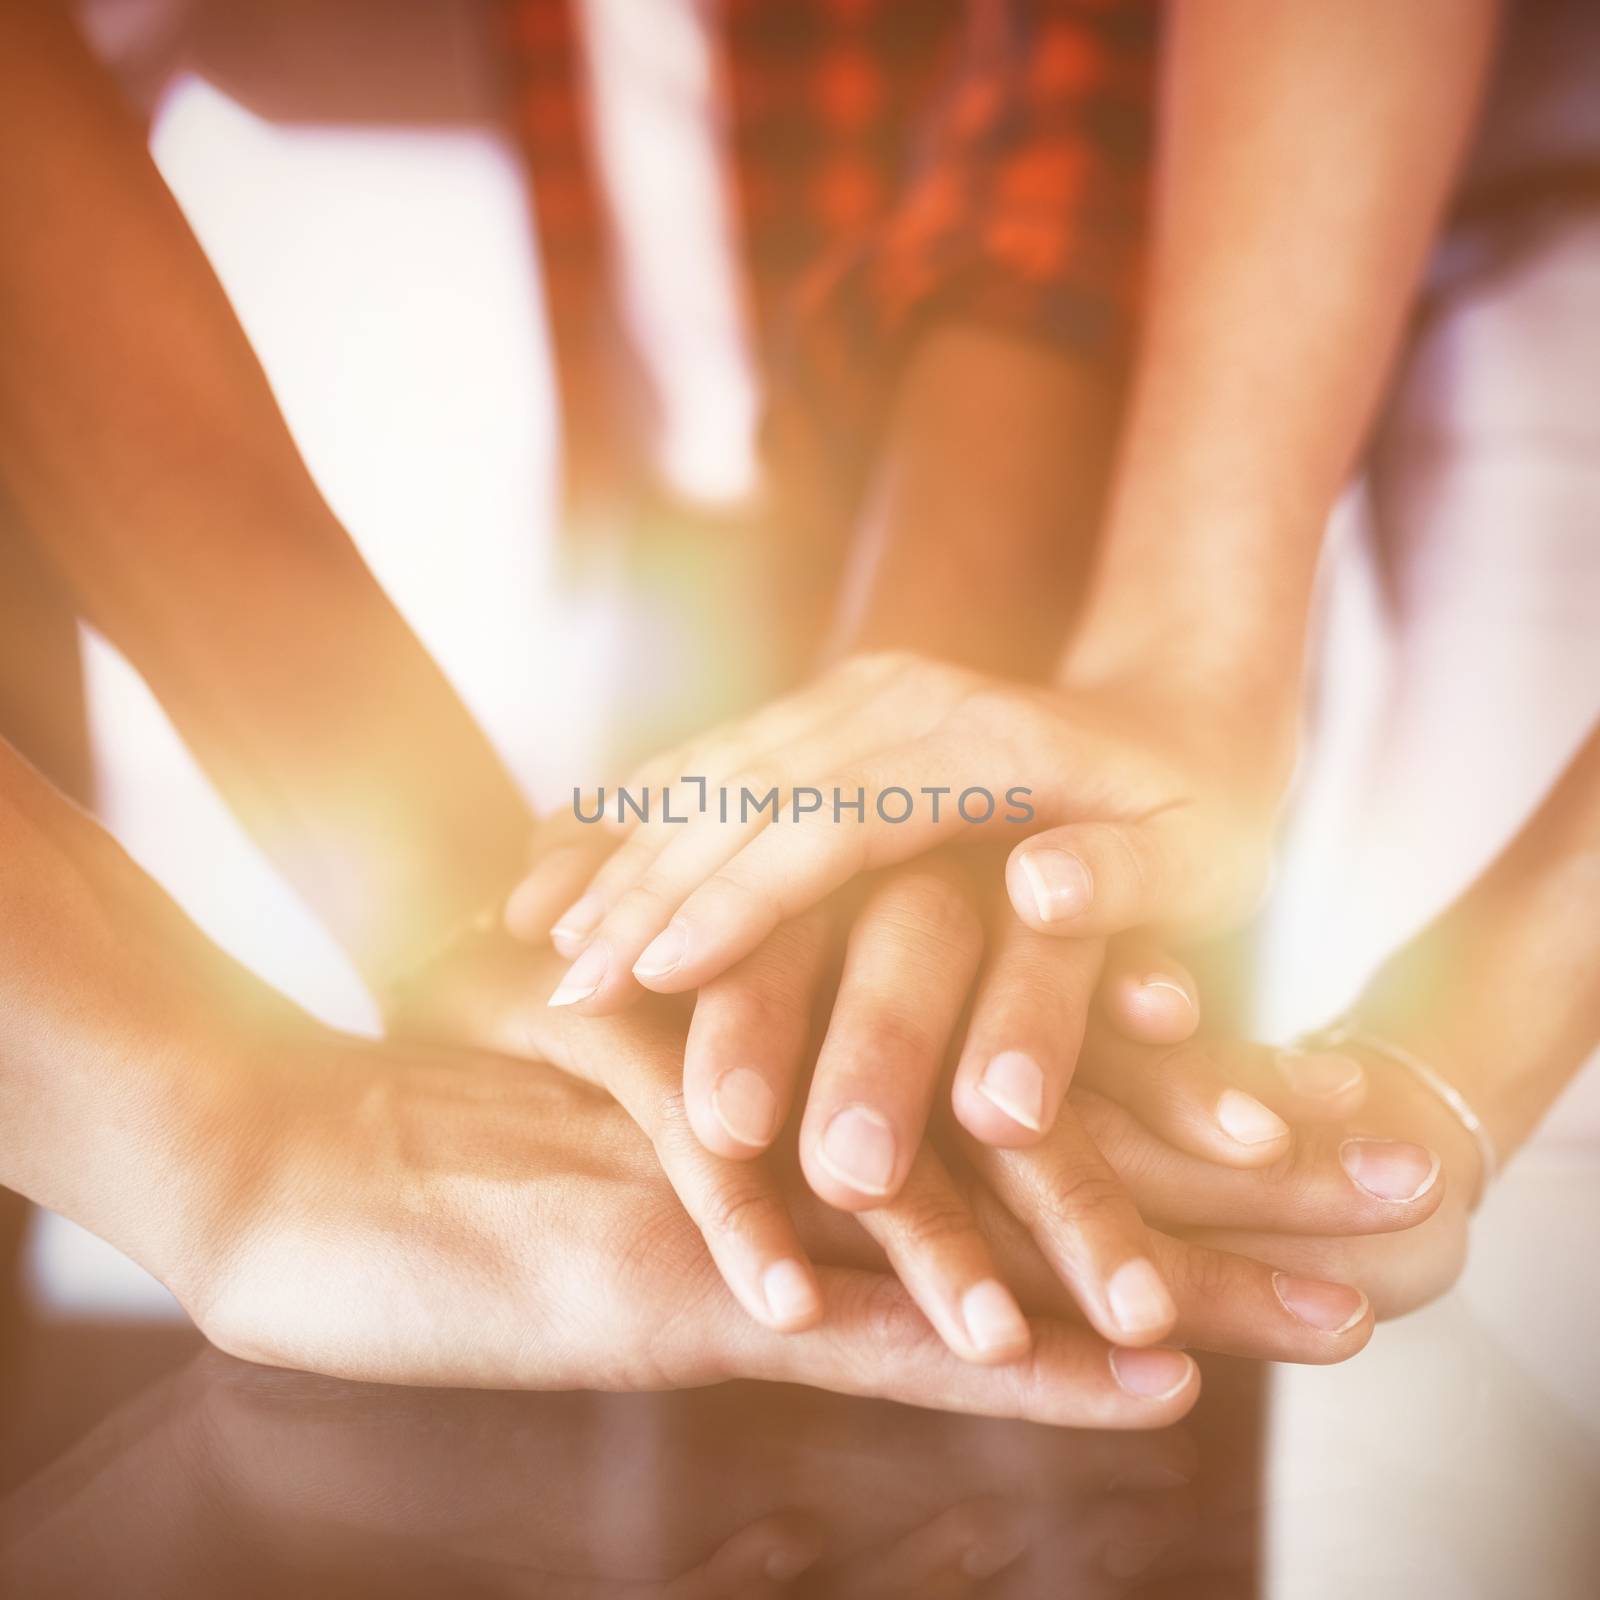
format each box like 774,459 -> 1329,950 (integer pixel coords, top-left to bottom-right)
1296,1016 -> 1500,1206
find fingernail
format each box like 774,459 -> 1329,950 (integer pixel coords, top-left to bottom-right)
549,890 -> 605,952
961,1530 -> 1029,1579
763,1259 -> 822,1328
1141,975 -> 1197,1020
1107,1258 -> 1177,1339
976,1051 -> 1046,1132
1216,1088 -> 1290,1146
1272,1272 -> 1369,1334
1340,1137 -> 1440,1202
633,918 -> 688,980
546,940 -> 608,1006
1110,1346 -> 1195,1400
816,1104 -> 897,1196
765,1538 -> 821,1582
961,1278 -> 1031,1357
712,1067 -> 781,1148
1018,849 -> 1093,922
1277,1049 -> 1364,1099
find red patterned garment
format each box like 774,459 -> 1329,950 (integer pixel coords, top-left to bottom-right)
497,0 -> 1155,533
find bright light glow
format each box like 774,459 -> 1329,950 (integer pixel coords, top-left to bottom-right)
580,0 -> 761,504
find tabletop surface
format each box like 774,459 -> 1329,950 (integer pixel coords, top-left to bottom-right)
5,1144 -> 1599,1600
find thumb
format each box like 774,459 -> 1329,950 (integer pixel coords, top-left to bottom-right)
1005,815 -> 1254,939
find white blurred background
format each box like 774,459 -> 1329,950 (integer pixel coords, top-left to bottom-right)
17,9 -> 1600,1586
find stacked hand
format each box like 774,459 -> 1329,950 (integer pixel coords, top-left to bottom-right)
520,650 -> 1292,1012
396,921 -> 1445,1385
380,647 -> 1478,1391
177,1022 -> 1204,1423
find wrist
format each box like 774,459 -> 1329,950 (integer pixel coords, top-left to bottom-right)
1,981 -> 274,1316
1052,629 -> 1306,808
1061,497 -> 1324,743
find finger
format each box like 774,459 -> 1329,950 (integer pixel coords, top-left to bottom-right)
663,1511 -> 824,1599
854,1147 -> 1033,1364
725,1267 -> 1200,1428
1071,1087 -> 1447,1235
550,780 -> 804,1010
1095,937 -> 1201,1045
1004,813 -> 1246,940
547,721 -> 796,956
1151,1232 -> 1374,1363
623,735 -> 1005,999
1188,1201 -> 1469,1323
951,922 -> 1104,1147
1074,1033 -> 1367,1168
959,1172 -> 1372,1365
553,655 -> 923,944
504,835 -> 617,947
826,1498 -> 1032,1600
539,1003 -> 826,1334
799,863 -> 983,1208
552,755 -> 772,960
684,912 -> 830,1158
965,1111 -> 1180,1348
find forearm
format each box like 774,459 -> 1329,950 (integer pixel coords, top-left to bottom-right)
1360,722 -> 1600,1158
839,325 -> 1116,678
1068,0 -> 1500,721
0,0 -> 530,992
0,736 -> 250,1296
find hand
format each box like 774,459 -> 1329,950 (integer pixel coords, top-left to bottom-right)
396,936 -> 1378,1374
174,1020 -> 1211,1426
424,823 -> 1207,1356
668,857 -> 1205,1354
1069,1027 -> 1476,1321
413,864 -> 1204,1357
523,650 -> 1291,1014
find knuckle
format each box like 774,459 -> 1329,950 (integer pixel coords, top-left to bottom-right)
1069,1090 -> 1160,1184
842,1005 -> 941,1068
1138,1040 -> 1237,1111
1169,1243 -> 1239,1307
651,1085 -> 696,1148
890,1187 -> 979,1252
708,864 -> 785,929
726,761 -> 787,808
947,681 -> 1037,742
621,875 -> 683,930
687,737 -> 748,784
851,1273 -> 942,1363
704,980 -> 801,1046
1102,823 -> 1154,901
700,1177 -> 784,1240
1037,1163 -> 1132,1231
868,871 -> 983,956
722,928 -> 825,1015
1262,1131 -> 1331,1193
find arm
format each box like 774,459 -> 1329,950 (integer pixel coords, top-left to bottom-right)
1076,720 -> 1600,1320
0,735 -> 248,1293
530,0 -> 1508,991
0,729 -> 1207,1418
1356,720 -> 1600,1164
1067,0 -> 1502,739
0,0 -> 531,994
